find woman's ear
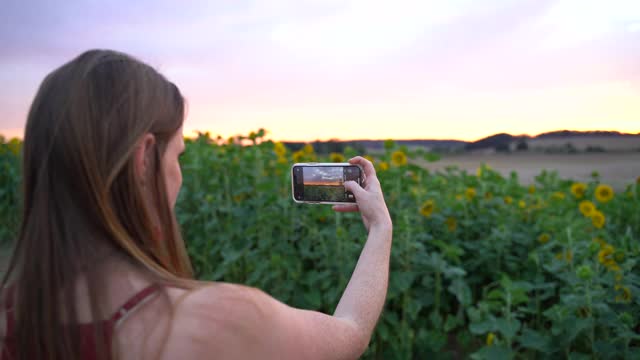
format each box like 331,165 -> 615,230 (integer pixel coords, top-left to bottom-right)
134,133 -> 156,187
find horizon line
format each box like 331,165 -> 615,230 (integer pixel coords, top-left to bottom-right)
2,127 -> 639,144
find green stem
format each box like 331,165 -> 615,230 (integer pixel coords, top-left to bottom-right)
535,264 -> 541,330
567,227 -> 574,271
505,290 -> 513,351
435,270 -> 442,315
586,279 -> 595,356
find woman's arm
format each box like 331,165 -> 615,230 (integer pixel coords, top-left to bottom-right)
168,156 -> 392,359
332,156 -> 393,347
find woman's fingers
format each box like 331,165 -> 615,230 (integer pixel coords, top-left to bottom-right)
332,204 -> 360,212
348,156 -> 376,180
343,181 -> 366,198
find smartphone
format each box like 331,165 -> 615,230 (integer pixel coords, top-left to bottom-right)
291,163 -> 364,204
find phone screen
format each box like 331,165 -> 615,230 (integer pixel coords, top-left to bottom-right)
292,165 -> 361,203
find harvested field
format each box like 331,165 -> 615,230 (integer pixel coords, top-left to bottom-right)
418,152 -> 640,190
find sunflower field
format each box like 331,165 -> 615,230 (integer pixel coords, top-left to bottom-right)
2,131 -> 640,359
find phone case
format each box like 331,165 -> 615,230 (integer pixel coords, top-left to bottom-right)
291,162 -> 365,205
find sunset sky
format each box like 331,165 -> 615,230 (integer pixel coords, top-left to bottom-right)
1,0 -> 639,141
303,167 -> 343,186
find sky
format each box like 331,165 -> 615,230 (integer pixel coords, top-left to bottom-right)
303,167 -> 343,186
0,0 -> 639,141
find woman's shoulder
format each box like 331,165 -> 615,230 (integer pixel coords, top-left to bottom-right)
161,282 -> 276,359
171,282 -> 273,319
157,282 -> 364,359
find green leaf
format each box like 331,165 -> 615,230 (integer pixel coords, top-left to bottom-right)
469,319 -> 494,335
430,311 -> 443,329
443,266 -> 467,278
593,341 -> 621,359
444,314 -> 463,332
568,352 -> 591,360
518,328 -> 551,353
448,278 -> 472,306
388,271 -> 416,297
471,345 -> 513,360
494,317 -> 521,339
422,330 -> 449,353
553,317 -> 593,346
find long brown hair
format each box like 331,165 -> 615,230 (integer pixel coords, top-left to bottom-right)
2,49 -> 194,359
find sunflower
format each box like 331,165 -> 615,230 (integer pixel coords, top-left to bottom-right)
391,151 -> 408,166
590,210 -> 605,229
293,150 -> 305,163
552,192 -> 566,201
528,185 -> 536,194
330,152 -> 345,162
518,200 -> 526,209
597,244 -> 619,271
608,263 -> 621,272
477,165 -> 491,177
538,233 -> 551,244
486,333 -> 496,346
570,182 -> 587,199
465,187 -> 477,200
595,184 -> 614,203
6,138 -> 21,155
303,143 -> 315,155
615,285 -> 632,303
555,250 -> 573,263
504,196 -> 513,205
445,217 -> 457,232
593,237 -> 606,248
578,200 -> 596,217
598,244 -> 614,263
420,200 -> 435,218
232,194 -> 245,203
364,155 -> 375,163
484,192 -> 493,200
273,142 -> 287,157
378,161 -> 389,172
277,155 -> 288,164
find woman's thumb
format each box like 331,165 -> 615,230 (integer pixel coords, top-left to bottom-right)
344,181 -> 365,198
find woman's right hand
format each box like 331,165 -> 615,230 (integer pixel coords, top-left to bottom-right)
333,156 -> 392,232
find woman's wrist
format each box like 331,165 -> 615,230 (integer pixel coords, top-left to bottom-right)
369,220 -> 392,237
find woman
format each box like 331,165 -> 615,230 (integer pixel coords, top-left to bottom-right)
0,49 -> 393,359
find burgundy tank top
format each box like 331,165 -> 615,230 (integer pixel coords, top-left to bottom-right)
1,284 -> 160,359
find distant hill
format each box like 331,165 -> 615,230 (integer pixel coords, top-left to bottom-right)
283,130 -> 640,154
535,130 -> 640,139
357,139 -> 467,150
465,130 -> 640,152
466,133 -> 525,152
283,139 -> 467,153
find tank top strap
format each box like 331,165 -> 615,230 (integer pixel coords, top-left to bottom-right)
107,284 -> 161,329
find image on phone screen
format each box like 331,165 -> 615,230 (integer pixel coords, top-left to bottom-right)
295,166 -> 360,203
